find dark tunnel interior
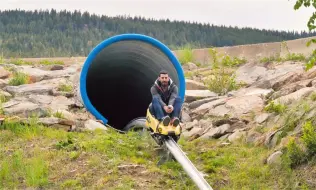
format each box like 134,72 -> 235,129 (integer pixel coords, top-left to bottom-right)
86,40 -> 179,130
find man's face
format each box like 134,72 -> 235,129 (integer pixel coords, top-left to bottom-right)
159,73 -> 169,86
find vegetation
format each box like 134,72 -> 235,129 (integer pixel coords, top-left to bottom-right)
8,71 -> 29,86
58,83 -> 73,93
293,0 -> 316,70
1,9 -> 316,58
0,118 -> 309,189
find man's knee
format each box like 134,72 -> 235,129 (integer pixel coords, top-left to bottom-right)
152,97 -> 159,103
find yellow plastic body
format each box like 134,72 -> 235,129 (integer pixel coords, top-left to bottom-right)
145,108 -> 181,136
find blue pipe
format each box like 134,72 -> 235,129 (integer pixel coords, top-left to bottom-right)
79,34 -> 185,127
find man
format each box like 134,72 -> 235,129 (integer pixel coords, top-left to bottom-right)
150,70 -> 183,127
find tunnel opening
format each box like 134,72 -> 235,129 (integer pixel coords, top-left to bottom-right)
82,36 -> 184,130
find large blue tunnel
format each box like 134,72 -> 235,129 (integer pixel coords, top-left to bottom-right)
80,34 -> 185,130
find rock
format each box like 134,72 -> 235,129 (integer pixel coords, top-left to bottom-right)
185,79 -> 207,90
0,67 -> 10,79
206,104 -> 230,117
3,101 -> 45,117
19,65 -> 77,82
199,124 -> 230,139
0,89 -> 12,98
270,72 -> 302,91
84,119 -> 107,131
246,131 -> 263,144
27,94 -> 54,105
188,97 -> 220,109
49,96 -> 75,111
185,90 -> 217,103
50,65 -> 64,71
5,83 -> 54,96
54,109 -> 78,121
191,97 -> 229,117
198,119 -> 213,130
228,130 -> 246,142
225,95 -> 264,116
181,110 -> 191,122
274,87 -> 315,104
182,62 -> 198,71
0,79 -> 8,88
267,151 -> 283,165
236,64 -> 267,85
270,79 -> 313,100
255,113 -> 270,124
38,117 -> 61,126
232,88 -> 274,98
183,120 -> 198,131
182,127 -> 203,138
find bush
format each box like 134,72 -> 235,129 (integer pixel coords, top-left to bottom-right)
204,68 -> 241,95
8,72 -> 29,86
302,121 -> 316,157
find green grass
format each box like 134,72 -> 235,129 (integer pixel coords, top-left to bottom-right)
8,71 -> 29,86
178,47 -> 194,65
0,119 -> 311,189
57,83 -> 73,93
39,59 -> 64,65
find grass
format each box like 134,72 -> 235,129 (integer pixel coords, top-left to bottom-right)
57,83 -> 73,93
178,46 -> 194,65
204,67 -> 245,95
39,59 -> 64,65
0,119 -> 311,189
8,71 -> 30,86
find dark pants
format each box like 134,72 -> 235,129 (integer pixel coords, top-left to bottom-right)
150,96 -> 183,120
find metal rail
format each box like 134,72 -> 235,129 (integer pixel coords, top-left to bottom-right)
164,137 -> 213,190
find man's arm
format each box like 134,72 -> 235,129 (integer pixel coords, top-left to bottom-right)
151,86 -> 167,107
168,85 -> 178,106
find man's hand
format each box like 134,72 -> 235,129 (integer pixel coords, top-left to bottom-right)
164,105 -> 172,113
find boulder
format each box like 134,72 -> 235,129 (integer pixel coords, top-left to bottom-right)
225,95 -> 264,117
191,98 -> 229,117
185,79 -> 207,90
188,97 -> 220,109
236,64 -> 267,85
199,124 -> 231,139
267,151 -> 283,165
255,113 -> 271,124
0,67 -> 11,79
228,130 -> 246,142
84,120 -> 107,131
185,90 -> 217,103
274,87 -> 315,104
5,83 -> 54,96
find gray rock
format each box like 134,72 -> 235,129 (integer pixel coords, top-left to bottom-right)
207,104 -> 230,117
0,79 -> 8,88
225,95 -> 264,116
228,130 -> 246,142
181,110 -> 192,122
274,87 -> 315,104
84,120 -> 107,131
267,151 -> 283,165
191,97 -> 229,116
188,97 -> 220,109
199,124 -> 230,139
5,83 -> 54,96
255,113 -> 270,124
183,120 -> 198,131
19,65 -> 77,82
185,90 -> 217,103
236,64 -> 267,85
182,127 -> 203,138
3,101 -> 46,117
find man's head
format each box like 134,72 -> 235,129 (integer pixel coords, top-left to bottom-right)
158,70 -> 170,87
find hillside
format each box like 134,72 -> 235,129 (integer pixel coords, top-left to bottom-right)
1,35 -> 316,189
1,9 -> 316,58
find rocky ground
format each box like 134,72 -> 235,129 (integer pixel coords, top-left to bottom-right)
0,63 -> 106,132
1,58 -> 316,189
181,60 -> 316,167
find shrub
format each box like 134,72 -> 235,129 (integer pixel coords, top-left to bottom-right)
8,72 -> 29,86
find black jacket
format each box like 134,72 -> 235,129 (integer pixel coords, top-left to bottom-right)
150,78 -> 178,107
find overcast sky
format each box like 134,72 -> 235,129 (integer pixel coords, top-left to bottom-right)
1,0 -> 315,32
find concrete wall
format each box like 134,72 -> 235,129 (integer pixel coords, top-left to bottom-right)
172,36 -> 316,64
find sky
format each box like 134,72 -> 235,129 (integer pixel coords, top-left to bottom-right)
1,0 -> 315,32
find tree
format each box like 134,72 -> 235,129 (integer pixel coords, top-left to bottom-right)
294,0 -> 316,70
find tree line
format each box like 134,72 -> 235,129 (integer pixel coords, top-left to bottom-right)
0,9 -> 315,58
